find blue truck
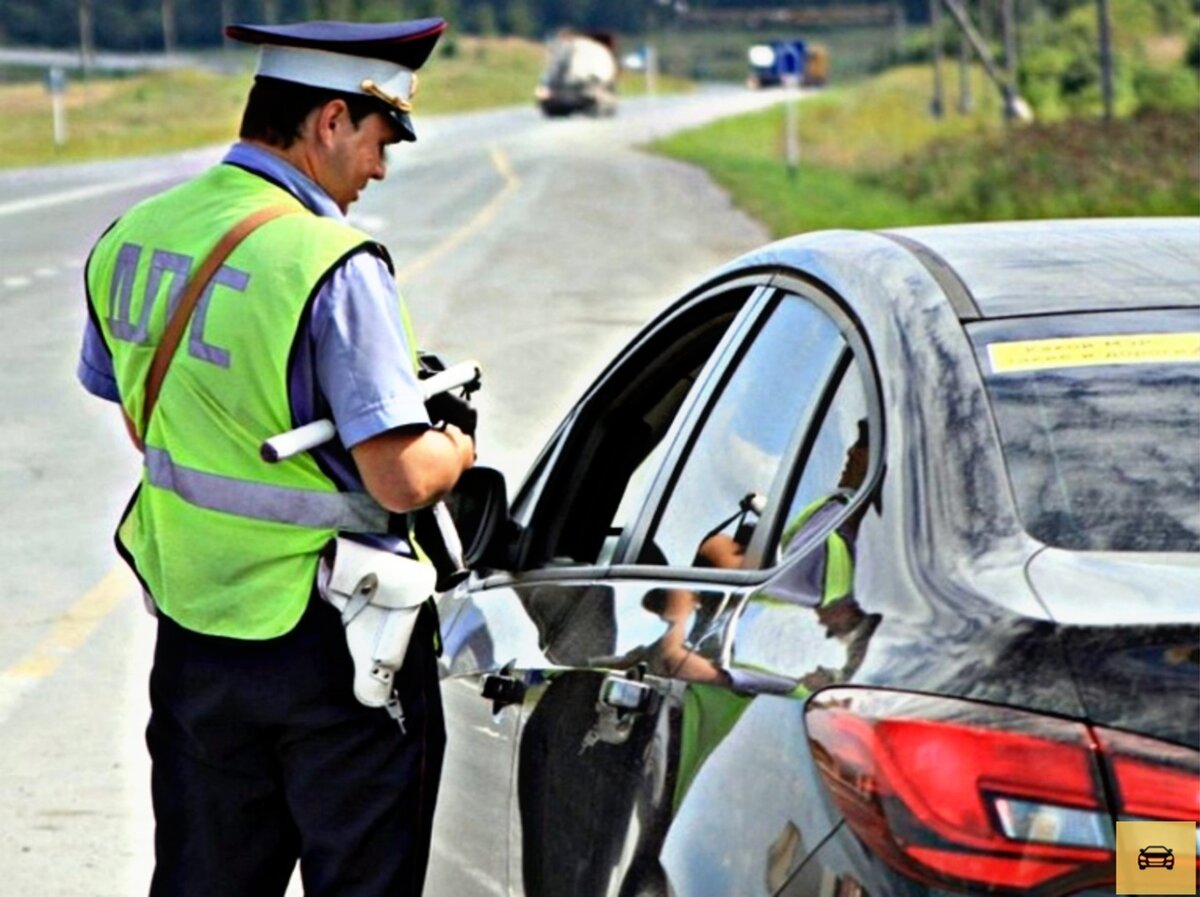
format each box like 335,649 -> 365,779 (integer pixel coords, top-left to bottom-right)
747,39 -> 828,88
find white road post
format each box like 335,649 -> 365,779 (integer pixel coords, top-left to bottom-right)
783,73 -> 800,179
47,67 -> 68,148
644,43 -> 658,97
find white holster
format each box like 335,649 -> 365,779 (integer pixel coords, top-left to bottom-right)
318,538 -> 437,709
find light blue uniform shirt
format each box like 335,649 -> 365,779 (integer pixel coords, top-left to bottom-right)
78,143 -> 430,548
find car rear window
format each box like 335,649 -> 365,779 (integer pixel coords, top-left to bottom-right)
970,309 -> 1200,553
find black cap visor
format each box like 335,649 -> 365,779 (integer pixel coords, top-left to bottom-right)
387,107 -> 418,142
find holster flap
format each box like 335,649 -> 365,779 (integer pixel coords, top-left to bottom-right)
322,537 -> 436,610
318,537 -> 438,709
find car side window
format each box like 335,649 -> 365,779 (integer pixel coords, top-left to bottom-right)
518,287 -> 757,569
773,360 -> 870,564
640,295 -> 847,569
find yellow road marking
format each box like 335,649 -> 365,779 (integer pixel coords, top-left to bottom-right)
395,144 -> 521,283
3,565 -> 135,682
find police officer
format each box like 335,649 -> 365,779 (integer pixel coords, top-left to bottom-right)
76,18 -> 472,897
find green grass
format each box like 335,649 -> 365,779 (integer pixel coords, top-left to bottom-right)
415,37 -> 546,114
7,42 -> 1191,228
880,110 -> 1200,220
0,36 -> 690,169
653,109 -> 947,233
0,66 -> 253,168
650,23 -> 899,83
427,37 -> 691,109
649,64 -> 1199,234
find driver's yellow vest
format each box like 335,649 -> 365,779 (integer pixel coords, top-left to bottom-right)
780,494 -> 854,606
86,164 -> 408,639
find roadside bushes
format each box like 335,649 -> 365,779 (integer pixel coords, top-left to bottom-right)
1132,64 -> 1200,111
1020,43 -> 1199,117
881,110 -> 1200,220
1186,23 -> 1200,69
1017,0 -> 1200,116
650,59 -> 1197,237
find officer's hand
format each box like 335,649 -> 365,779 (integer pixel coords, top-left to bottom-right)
426,391 -> 477,438
442,423 -> 477,470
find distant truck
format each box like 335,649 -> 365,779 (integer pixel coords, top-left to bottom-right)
535,29 -> 619,117
747,39 -> 828,88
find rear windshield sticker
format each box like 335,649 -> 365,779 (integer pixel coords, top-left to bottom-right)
987,332 -> 1200,373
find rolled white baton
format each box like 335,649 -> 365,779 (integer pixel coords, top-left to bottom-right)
261,360 -> 482,463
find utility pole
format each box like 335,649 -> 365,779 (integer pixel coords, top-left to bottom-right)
979,0 -> 993,42
959,0 -> 974,113
955,0 -> 974,114
1097,0 -> 1115,120
162,0 -> 177,54
892,0 -> 907,63
1001,0 -> 1017,119
941,0 -> 1031,120
78,0 -> 95,74
930,0 -> 945,118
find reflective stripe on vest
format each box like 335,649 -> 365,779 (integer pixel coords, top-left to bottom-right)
145,447 -> 389,533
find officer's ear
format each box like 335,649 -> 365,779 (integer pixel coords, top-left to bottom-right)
311,98 -> 351,147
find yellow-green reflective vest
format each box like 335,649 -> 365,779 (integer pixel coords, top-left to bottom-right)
87,164 -> 407,639
779,493 -> 854,607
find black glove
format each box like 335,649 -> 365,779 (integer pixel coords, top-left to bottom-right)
426,391 -> 477,438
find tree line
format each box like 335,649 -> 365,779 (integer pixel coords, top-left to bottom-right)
1,0 -> 935,52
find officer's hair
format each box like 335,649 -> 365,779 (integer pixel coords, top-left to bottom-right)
239,76 -> 384,148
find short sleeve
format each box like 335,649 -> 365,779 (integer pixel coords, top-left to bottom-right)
312,251 -> 430,449
77,313 -> 120,402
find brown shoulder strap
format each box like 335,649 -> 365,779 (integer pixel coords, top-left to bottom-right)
141,204 -> 301,434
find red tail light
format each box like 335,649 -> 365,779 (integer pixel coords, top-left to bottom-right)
1095,727 -> 1200,822
806,688 -> 1199,895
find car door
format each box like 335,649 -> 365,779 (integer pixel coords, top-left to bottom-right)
613,285 -> 880,897
656,337 -> 881,897
438,277 -> 883,897
517,284 -> 881,897
432,279 -> 767,896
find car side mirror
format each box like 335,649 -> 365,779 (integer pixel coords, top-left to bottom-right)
445,466 -> 518,571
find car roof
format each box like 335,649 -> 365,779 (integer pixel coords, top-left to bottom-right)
884,217 -> 1200,319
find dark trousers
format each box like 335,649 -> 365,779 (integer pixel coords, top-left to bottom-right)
146,597 -> 445,897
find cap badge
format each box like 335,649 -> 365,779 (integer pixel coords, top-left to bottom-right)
361,74 -> 418,113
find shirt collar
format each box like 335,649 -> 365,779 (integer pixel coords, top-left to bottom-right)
222,142 -> 344,220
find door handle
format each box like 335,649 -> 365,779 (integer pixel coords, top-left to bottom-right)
600,674 -> 658,714
480,671 -> 525,712
581,675 -> 661,749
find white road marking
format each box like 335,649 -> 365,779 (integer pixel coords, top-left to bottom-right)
3,276 -> 32,289
0,171 -> 179,219
33,267 -> 58,278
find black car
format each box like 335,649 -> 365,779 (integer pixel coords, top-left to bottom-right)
426,218 -> 1200,897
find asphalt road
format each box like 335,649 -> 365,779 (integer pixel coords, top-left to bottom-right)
0,84 -> 793,895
